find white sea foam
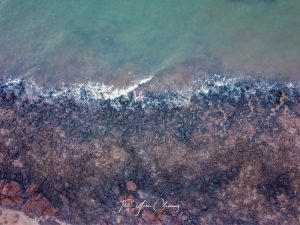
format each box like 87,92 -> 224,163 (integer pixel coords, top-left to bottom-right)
1,75 -> 298,108
47,76 -> 153,101
0,76 -> 154,102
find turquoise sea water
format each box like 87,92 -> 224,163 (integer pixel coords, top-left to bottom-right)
0,0 -> 299,87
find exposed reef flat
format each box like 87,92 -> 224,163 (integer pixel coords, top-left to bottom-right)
0,76 -> 299,224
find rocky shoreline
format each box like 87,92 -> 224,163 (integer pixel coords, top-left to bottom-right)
0,76 -> 299,224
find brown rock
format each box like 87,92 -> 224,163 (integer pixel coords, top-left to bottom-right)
1,196 -> 23,208
22,194 -> 55,218
44,207 -> 58,217
26,184 -> 39,196
142,209 -> 156,223
1,181 -> 22,198
126,181 -> 137,192
127,194 -> 135,201
1,197 -> 15,207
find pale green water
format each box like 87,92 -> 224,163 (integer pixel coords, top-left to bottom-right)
0,0 -> 299,86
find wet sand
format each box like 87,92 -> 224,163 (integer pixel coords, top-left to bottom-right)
0,73 -> 299,224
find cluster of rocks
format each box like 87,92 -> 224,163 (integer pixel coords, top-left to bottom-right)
0,77 -> 299,224
0,180 -> 59,224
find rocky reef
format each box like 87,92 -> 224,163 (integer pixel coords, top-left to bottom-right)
0,76 -> 299,224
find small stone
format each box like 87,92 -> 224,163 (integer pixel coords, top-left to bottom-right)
204,175 -> 210,182
181,214 -> 188,221
26,184 -> 39,196
126,181 -> 137,191
1,197 -> 15,207
142,209 -> 156,222
1,196 -> 23,208
112,185 -> 120,196
58,194 -> 69,206
12,159 -> 24,168
44,207 -> 58,217
1,181 -> 22,198
118,193 -> 128,202
22,194 -> 53,218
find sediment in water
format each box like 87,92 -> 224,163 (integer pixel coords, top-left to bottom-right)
0,76 -> 299,224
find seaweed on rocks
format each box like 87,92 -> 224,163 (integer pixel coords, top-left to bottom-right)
0,76 -> 299,224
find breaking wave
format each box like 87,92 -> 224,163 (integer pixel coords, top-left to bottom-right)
0,75 -> 299,110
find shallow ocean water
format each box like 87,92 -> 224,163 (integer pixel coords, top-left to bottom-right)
0,0 -> 299,88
